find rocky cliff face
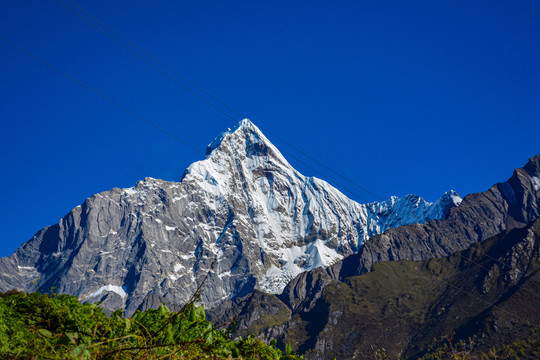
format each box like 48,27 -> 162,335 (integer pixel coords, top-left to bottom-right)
207,155 -> 540,344
218,208 -> 540,360
273,155 -> 540,313
304,217 -> 540,359
0,119 -> 458,315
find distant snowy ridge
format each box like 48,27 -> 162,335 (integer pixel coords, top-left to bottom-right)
258,190 -> 461,293
0,119 -> 461,314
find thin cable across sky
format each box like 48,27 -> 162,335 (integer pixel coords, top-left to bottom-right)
0,34 -> 205,156
55,0 -> 385,202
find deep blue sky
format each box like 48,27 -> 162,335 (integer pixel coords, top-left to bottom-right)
1,1 -> 539,257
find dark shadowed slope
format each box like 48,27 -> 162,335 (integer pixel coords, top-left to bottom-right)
279,154 -> 540,312
222,211 -> 540,360
208,155 -> 540,358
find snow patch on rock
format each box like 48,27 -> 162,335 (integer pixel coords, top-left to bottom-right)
531,176 -> 540,191
81,285 -> 127,301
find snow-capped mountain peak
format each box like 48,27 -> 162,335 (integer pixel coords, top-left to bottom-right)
206,119 -> 289,166
0,119 -> 463,314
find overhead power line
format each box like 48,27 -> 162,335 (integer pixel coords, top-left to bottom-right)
460,252 -> 539,298
0,32 -> 374,203
55,0 -> 240,123
417,264 -> 539,328
4,29 -> 535,330
64,0 -> 383,201
56,0 -> 385,202
60,0 -> 246,120
478,244 -> 538,283
434,275 -> 532,325
0,34 -> 204,156
257,125 -> 385,201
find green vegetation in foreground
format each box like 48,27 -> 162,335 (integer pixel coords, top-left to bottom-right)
0,291 -> 302,359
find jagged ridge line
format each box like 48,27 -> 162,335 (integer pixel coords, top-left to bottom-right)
272,145 -> 371,204
258,125 -> 385,201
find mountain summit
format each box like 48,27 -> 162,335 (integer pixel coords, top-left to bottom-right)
205,119 -> 287,162
0,119 -> 459,315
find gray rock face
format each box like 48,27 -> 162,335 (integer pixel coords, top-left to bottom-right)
209,192 -> 540,359
276,155 -> 540,313
344,155 -> 540,274
299,217 -> 540,359
0,119 -> 459,315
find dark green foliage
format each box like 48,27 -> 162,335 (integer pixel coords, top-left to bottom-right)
0,291 -> 302,359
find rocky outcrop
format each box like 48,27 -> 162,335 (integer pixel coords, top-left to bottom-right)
0,119 -> 456,315
207,155 -> 540,355
276,155 -> 540,312
219,212 -> 540,360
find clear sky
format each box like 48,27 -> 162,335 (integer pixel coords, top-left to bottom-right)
1,1 -> 539,257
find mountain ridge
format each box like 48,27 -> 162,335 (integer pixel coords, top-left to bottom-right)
212,206 -> 540,359
206,154 -> 540,331
274,154 -> 540,312
0,119 -> 460,315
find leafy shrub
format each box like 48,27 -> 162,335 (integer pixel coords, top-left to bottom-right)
0,291 -> 302,359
